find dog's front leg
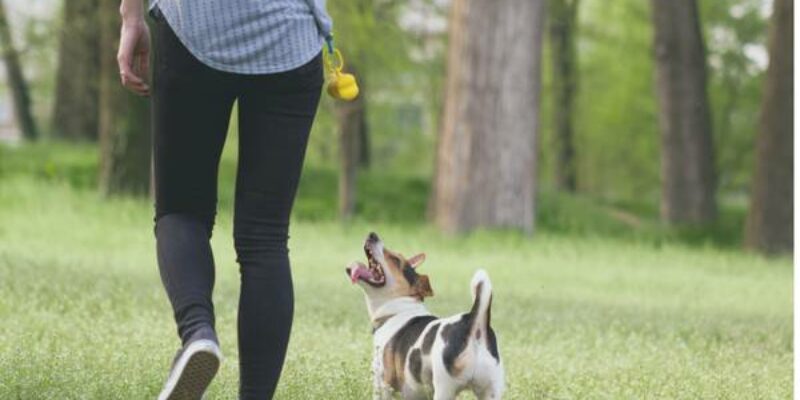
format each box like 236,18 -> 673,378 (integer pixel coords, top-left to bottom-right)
372,374 -> 393,400
374,385 -> 393,400
402,386 -> 430,400
372,350 -> 394,400
433,387 -> 456,400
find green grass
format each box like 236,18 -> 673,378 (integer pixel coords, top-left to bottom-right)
0,142 -> 792,399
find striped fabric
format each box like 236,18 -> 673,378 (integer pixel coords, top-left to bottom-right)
150,0 -> 332,74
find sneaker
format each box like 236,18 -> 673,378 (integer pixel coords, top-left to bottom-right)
157,338 -> 222,400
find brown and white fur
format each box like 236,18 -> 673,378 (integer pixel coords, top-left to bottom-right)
345,232 -> 504,400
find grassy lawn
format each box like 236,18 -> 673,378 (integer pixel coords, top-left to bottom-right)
0,142 -> 792,399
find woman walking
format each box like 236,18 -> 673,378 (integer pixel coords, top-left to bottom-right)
117,0 -> 331,398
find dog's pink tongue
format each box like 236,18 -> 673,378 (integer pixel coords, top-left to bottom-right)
349,262 -> 373,284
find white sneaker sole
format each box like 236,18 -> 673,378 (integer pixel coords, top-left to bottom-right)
157,340 -> 222,400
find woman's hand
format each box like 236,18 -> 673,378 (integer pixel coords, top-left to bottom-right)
117,3 -> 150,96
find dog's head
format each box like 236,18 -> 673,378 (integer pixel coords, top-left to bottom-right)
345,232 -> 433,303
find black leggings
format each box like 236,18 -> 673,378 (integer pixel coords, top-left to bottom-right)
151,14 -> 322,399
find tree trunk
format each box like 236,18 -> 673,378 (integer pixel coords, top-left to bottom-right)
744,0 -> 793,254
431,0 -> 544,234
549,0 -> 579,192
336,65 -> 366,219
651,0 -> 716,224
98,0 -> 151,196
0,0 -> 38,141
52,0 -> 101,141
358,113 -> 370,168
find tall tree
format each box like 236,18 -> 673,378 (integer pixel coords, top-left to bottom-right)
549,0 -> 579,192
0,0 -> 38,140
744,0 -> 793,254
52,0 -> 101,141
335,64 -> 367,219
651,0 -> 716,224
431,0 -> 545,234
98,0 -> 150,195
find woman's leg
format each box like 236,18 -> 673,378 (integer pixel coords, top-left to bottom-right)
233,54 -> 323,399
152,12 -> 237,345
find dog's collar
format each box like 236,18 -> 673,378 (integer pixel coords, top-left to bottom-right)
370,297 -> 431,334
372,316 -> 391,333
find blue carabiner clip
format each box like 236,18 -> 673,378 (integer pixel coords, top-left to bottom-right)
325,36 -> 335,55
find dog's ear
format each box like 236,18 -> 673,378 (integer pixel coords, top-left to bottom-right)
408,253 -> 426,269
413,274 -> 434,299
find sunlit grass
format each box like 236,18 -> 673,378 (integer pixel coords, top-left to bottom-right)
0,173 -> 791,399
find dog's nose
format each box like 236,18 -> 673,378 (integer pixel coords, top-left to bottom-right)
367,232 -> 379,242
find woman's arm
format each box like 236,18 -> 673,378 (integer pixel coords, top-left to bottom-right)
118,0 -> 150,96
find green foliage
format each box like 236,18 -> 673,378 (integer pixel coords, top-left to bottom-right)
541,0 -> 771,203
9,0 -> 771,215
307,0 -> 443,173
567,0 -> 659,199
701,0 -> 769,193
327,0 -> 411,74
12,5 -> 60,132
0,140 -> 97,188
0,140 -> 753,249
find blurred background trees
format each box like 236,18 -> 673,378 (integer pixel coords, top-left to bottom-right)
744,0 -> 793,254
327,0 -> 410,218
0,0 -> 36,140
548,0 -> 580,193
334,63 -> 367,219
0,0 -> 791,254
651,0 -> 717,224
52,0 -> 99,141
97,0 -> 150,196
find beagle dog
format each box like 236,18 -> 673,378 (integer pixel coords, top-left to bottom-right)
345,232 -> 505,400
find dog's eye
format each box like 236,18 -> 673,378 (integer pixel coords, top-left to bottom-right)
402,265 -> 419,285
388,254 -> 401,265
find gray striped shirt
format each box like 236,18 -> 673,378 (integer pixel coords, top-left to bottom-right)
150,0 -> 332,74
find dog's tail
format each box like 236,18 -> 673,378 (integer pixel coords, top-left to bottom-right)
469,269 -> 493,338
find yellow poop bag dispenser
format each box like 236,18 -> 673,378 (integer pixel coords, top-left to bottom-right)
323,37 -> 359,101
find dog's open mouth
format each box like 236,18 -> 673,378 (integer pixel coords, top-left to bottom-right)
345,242 -> 386,287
